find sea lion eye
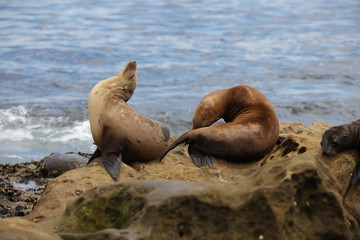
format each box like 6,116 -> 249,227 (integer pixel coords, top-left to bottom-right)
128,74 -> 135,81
330,141 -> 337,147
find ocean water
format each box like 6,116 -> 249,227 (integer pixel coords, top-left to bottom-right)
0,0 -> 359,164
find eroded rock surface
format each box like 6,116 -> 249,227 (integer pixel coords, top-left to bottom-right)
51,153 -> 358,240
4,122 -> 359,239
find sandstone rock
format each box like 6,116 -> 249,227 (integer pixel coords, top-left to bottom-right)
25,158 -> 140,223
49,153 -> 358,240
0,217 -> 61,240
23,122 -> 360,239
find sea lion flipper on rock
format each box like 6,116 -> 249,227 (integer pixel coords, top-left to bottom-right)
103,151 -> 122,179
87,148 -> 102,164
101,127 -> 124,179
188,144 -> 213,168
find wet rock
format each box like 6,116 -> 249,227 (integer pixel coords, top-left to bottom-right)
0,217 -> 61,240
0,152 -> 90,218
48,154 -> 358,240
0,161 -> 47,218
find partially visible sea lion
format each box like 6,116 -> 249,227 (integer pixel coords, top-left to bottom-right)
43,153 -> 89,177
88,61 -> 170,179
321,120 -> 360,187
159,85 -> 279,167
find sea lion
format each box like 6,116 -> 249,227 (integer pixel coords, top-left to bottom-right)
159,85 -> 279,167
321,119 -> 360,156
88,61 -> 170,179
321,119 -> 360,187
43,153 -> 89,177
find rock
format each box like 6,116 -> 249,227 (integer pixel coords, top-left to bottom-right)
0,217 -> 61,240
0,152 -> 91,218
25,157 -> 140,223
0,161 -> 48,218
47,153 -> 358,240
43,153 -> 89,178
21,122 -> 360,239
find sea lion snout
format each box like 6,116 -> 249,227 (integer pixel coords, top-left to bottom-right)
321,146 -> 337,156
123,61 -> 137,72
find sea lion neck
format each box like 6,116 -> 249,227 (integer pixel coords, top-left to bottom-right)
223,86 -> 251,122
106,61 -> 138,102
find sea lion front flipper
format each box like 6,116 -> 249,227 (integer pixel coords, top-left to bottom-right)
188,144 -> 213,168
103,151 -> 122,179
87,148 -> 102,164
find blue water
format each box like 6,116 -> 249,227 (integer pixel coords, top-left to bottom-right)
0,0 -> 359,164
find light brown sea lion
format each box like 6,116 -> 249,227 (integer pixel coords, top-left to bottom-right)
88,61 -> 170,179
159,85 -> 279,167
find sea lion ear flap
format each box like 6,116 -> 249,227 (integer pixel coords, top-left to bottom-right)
120,61 -> 137,80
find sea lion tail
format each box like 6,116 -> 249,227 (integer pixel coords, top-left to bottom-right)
158,131 -> 190,161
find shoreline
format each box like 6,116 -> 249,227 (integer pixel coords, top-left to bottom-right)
0,153 -> 90,218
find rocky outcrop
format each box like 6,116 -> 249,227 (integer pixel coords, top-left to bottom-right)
51,153 -> 358,240
16,122 -> 360,239
0,217 -> 61,240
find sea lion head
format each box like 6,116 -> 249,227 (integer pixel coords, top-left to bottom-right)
113,61 -> 137,101
321,125 -> 352,156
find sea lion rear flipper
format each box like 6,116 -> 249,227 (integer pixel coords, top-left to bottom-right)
87,148 -> 102,164
103,151 -> 122,179
188,144 -> 213,168
158,131 -> 190,161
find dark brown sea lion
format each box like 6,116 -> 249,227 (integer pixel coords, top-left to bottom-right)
159,85 -> 279,167
88,61 -> 170,179
321,120 -> 360,157
321,119 -> 360,185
